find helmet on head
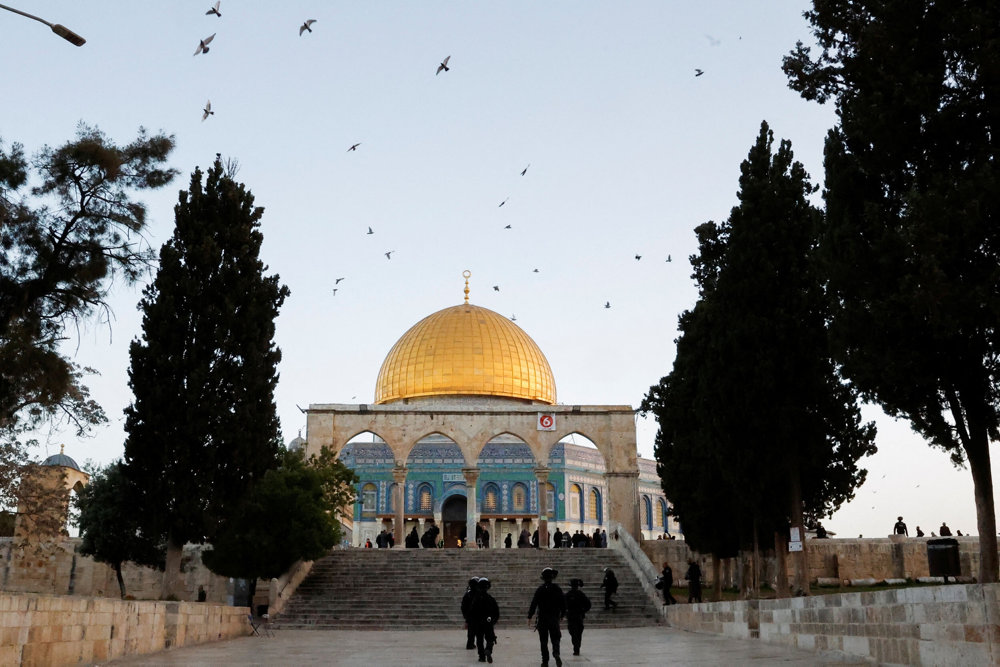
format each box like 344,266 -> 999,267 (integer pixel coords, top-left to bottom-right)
541,567 -> 558,580
468,578 -> 478,588
478,577 -> 491,590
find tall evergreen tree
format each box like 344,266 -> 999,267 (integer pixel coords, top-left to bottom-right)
122,157 -> 289,598
785,0 -> 1000,582
645,122 -> 875,594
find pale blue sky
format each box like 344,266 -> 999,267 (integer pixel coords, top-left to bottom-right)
4,1 -> 990,540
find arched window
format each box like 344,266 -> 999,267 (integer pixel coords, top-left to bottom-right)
419,484 -> 433,512
361,483 -> 377,513
483,483 -> 499,512
588,488 -> 600,521
512,483 -> 527,511
545,482 -> 555,516
658,498 -> 668,529
641,495 -> 652,529
569,484 -> 582,519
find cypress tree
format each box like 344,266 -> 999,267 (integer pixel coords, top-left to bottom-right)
122,157 -> 289,598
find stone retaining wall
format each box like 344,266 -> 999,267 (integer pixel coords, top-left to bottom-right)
665,583 -> 1000,665
0,592 -> 249,666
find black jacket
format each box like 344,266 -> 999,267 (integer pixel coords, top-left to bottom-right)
528,582 -> 566,625
564,589 -> 591,620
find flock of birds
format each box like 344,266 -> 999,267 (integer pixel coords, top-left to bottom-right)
189,2 -> 687,317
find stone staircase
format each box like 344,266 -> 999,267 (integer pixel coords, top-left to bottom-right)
273,548 -> 662,629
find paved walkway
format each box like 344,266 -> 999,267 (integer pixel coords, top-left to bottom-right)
112,627 -> 871,665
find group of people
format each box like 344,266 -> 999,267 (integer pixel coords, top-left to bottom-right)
656,559 -> 702,605
506,527 -> 609,549
893,516 -> 960,538
460,566 -> 618,666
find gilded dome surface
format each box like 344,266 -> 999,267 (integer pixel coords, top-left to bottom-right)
375,303 -> 556,404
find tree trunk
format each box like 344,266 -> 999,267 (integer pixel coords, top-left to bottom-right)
162,532 -> 184,600
965,433 -> 999,583
774,530 -> 790,598
711,554 -> 722,602
114,562 -> 126,600
789,476 -> 810,594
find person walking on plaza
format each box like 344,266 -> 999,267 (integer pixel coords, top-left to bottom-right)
659,561 -> 677,605
564,578 -> 591,656
528,567 -> 565,667
686,559 -> 703,603
893,516 -> 908,536
471,577 -> 499,663
600,567 -> 618,611
461,577 -> 478,650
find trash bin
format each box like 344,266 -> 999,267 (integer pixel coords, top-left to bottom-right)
927,538 -> 961,579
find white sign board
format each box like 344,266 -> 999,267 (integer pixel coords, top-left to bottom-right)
789,540 -> 803,552
537,413 -> 556,431
790,527 -> 801,542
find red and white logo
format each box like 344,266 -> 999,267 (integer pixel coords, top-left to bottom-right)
537,413 -> 556,431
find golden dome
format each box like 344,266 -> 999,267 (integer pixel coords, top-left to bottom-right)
375,301 -> 556,405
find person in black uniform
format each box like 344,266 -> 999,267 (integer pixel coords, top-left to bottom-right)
461,577 -> 478,650
686,560 -> 703,603
564,578 -> 591,656
470,577 -> 500,663
528,566 -> 565,667
659,561 -> 677,605
600,567 -> 618,611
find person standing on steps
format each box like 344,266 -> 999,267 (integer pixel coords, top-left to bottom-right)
471,577 -> 499,663
461,577 -> 478,650
528,566 -> 565,667
564,578 -> 591,656
600,567 -> 618,611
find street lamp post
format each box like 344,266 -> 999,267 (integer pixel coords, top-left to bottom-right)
0,3 -> 85,46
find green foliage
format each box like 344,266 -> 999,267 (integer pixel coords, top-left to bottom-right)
203,447 -> 358,580
0,126 -> 175,508
75,461 -> 163,597
643,122 -> 875,556
122,156 -> 290,554
784,0 -> 1000,581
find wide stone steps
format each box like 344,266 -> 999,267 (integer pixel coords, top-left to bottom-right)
273,548 -> 662,630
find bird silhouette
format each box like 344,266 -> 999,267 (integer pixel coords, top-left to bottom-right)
436,55 -> 451,75
504,224 -> 512,229
604,301 -> 611,309
510,314 -> 517,321
335,277 -> 345,284
694,68 -> 704,77
635,254 -> 641,261
532,268 -> 539,273
705,34 -> 720,46
367,226 -> 374,235
202,100 -> 213,121
348,143 -> 361,152
385,250 -> 394,259
521,163 -> 530,176
493,285 -> 500,292
499,197 -> 508,207
332,288 -> 338,295
206,1 -> 221,17
300,19 -> 316,35
666,255 -> 672,262
194,33 -> 216,55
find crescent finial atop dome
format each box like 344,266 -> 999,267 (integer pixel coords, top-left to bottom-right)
463,269 -> 471,304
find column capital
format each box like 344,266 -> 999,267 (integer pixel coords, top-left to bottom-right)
391,466 -> 408,484
533,466 -> 551,482
462,467 -> 481,485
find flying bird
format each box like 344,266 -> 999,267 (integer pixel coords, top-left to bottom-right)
493,285 -> 500,292
532,268 -> 539,273
604,301 -> 611,309
385,250 -> 394,259
436,55 -> 451,75
367,226 -> 374,235
348,143 -> 361,152
335,277 -> 345,284
194,33 -> 216,55
300,19 -> 316,35
510,314 -> 517,321
521,163 -> 530,176
694,68 -> 704,77
504,224 -> 512,229
206,1 -> 221,17
499,197 -> 508,208
202,100 -> 214,121
332,288 -> 338,296
666,254 -> 672,262
635,254 -> 641,261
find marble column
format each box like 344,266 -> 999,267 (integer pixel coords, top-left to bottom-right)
535,467 -> 550,549
489,518 -> 497,549
463,467 -> 480,549
392,466 -> 407,548
604,470 -> 640,541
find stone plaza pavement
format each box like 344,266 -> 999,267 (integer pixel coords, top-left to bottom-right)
111,626 -> 872,665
